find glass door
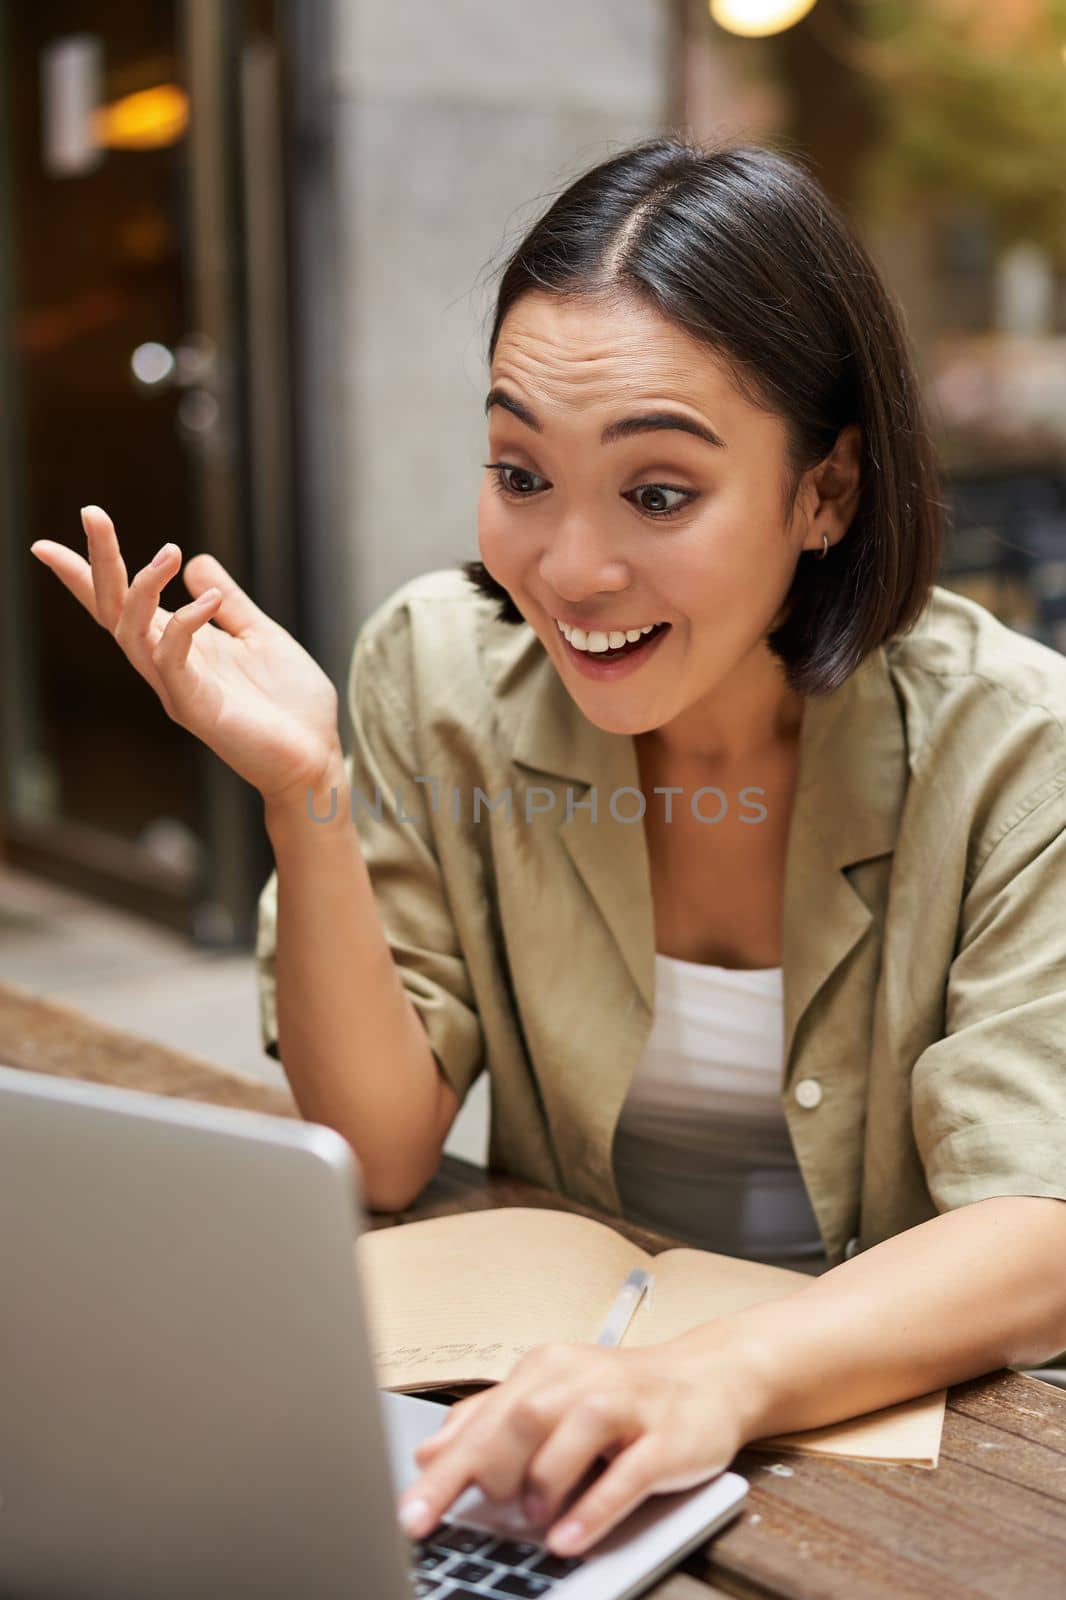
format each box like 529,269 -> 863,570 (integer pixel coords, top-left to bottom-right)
0,0 -> 281,944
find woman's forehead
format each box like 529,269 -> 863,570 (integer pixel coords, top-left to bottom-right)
490,295 -> 742,418
495,291 -> 711,366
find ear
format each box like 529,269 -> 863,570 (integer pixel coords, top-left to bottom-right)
803,423 -> 862,555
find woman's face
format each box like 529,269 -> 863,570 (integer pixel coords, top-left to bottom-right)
478,290 -> 827,752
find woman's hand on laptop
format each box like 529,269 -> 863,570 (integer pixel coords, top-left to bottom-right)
30,505 -> 344,806
399,1337 -> 763,1559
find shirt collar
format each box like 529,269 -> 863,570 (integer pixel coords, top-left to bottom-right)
484,616 -> 909,1069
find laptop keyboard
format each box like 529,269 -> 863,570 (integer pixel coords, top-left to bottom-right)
409,1519 -> 586,1596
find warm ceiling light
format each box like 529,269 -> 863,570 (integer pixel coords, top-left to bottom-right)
92,84 -> 188,150
710,0 -> 819,38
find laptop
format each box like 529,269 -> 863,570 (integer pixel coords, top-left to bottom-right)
0,1062 -> 749,1599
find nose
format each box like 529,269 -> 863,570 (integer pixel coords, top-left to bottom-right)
538,508 -> 629,604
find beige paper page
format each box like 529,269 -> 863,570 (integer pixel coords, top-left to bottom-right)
752,1393 -> 944,1469
625,1245 -> 814,1347
626,1247 -> 945,1468
357,1208 -> 945,1467
356,1208 -> 648,1388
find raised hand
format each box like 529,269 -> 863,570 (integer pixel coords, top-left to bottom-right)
31,505 -> 343,806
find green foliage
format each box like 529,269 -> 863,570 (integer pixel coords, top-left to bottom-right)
856,2 -> 1066,262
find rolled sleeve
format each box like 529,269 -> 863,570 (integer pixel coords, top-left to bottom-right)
253,613 -> 486,1105
912,777 -> 1066,1213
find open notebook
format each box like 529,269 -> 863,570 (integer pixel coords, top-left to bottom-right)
356,1207 -> 945,1468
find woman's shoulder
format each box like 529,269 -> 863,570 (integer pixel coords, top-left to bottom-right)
889,583 -> 1066,700
348,566 -> 538,716
885,583 -> 1066,846
355,566 -> 497,645
887,582 -> 1066,736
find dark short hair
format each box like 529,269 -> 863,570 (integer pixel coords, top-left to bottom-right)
460,135 -> 945,696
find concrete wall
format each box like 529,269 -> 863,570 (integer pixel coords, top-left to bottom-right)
315,0 -> 675,695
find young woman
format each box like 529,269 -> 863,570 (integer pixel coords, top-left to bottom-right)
32,138 -> 1066,1560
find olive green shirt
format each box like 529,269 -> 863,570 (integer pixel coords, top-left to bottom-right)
254,569 -> 1066,1272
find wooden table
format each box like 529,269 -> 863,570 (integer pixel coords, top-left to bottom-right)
4,978 -> 1066,1600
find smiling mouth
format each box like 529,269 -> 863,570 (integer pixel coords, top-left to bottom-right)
555,618 -> 670,657
558,620 -> 671,662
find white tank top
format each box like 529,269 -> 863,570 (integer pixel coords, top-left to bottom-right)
612,953 -> 827,1275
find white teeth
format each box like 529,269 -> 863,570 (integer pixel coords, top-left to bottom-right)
556,618 -> 664,653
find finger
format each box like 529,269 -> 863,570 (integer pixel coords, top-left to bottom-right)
79,504 -> 130,630
114,543 -> 180,674
521,1388 -> 636,1527
413,1392 -> 492,1463
398,1387 -> 557,1538
545,1435 -> 665,1558
30,540 -> 101,621
412,1393 -> 489,1460
151,589 -> 223,699
182,552 -> 265,638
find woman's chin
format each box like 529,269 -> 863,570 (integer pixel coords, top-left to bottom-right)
562,688 -> 667,738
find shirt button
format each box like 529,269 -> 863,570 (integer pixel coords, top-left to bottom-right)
844,1235 -> 860,1260
794,1077 -> 823,1109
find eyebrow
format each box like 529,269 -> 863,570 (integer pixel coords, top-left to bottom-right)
484,386 -> 727,450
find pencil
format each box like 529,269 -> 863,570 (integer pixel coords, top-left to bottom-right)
594,1267 -> 653,1347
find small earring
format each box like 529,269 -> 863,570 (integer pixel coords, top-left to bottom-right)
815,530 -> 829,560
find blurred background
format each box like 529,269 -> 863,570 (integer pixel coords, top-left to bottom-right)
1,1 -> 1065,1153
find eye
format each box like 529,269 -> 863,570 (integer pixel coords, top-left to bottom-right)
483,462 -> 698,521
626,484 -> 696,519
484,462 -> 547,498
